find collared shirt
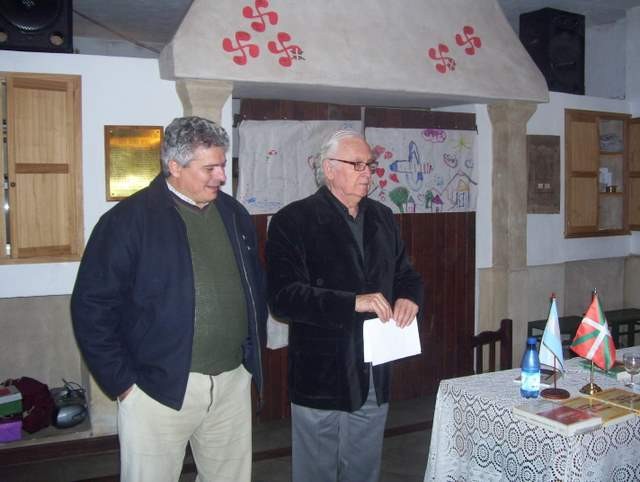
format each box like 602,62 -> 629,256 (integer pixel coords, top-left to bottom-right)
324,187 -> 366,260
166,179 -> 209,208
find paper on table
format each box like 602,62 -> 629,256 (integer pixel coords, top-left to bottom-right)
363,317 -> 421,366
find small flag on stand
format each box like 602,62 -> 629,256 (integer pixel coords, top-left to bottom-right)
570,291 -> 616,371
539,295 -> 564,371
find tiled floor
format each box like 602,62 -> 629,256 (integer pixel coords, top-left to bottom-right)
251,429 -> 431,482
251,395 -> 435,482
3,395 -> 436,482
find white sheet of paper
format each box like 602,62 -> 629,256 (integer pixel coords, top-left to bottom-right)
363,317 -> 421,366
266,313 -> 289,350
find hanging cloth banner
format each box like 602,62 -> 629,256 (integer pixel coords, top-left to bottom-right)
364,127 -> 477,213
238,119 -> 362,214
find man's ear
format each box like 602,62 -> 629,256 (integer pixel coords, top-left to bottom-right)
322,158 -> 334,181
167,159 -> 182,178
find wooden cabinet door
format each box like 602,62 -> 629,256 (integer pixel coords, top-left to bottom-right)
566,113 -> 599,173
5,73 -> 83,259
565,110 -> 599,235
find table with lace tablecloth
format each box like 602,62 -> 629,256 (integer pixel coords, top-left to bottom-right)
424,347 -> 640,481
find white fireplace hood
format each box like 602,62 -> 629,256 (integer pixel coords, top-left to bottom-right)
159,0 -> 549,108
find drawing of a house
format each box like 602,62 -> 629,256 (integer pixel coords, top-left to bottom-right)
432,194 -> 443,212
441,171 -> 477,211
454,178 -> 470,208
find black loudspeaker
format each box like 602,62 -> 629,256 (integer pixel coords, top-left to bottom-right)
519,8 -> 584,95
0,0 -> 73,53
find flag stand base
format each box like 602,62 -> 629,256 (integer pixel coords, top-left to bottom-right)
541,387 -> 570,399
579,382 -> 602,395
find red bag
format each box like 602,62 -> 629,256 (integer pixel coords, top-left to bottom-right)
2,377 -> 55,433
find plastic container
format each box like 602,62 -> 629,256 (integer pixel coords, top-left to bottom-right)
520,337 -> 541,398
0,418 -> 22,443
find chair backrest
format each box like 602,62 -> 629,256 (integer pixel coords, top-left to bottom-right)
471,318 -> 513,374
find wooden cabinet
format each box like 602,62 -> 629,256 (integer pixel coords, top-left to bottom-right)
1,72 -> 83,262
565,109 -> 632,237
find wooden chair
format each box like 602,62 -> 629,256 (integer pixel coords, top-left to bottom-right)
472,318 -> 513,374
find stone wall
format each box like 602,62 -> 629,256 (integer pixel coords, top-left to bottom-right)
0,296 -> 82,387
0,295 -> 117,437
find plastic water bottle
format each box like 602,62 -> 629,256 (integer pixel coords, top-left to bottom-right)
520,337 -> 540,398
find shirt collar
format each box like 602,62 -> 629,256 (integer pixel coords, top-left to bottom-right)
166,179 -> 209,208
323,186 -> 366,221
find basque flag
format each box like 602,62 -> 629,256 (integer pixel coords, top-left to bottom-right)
570,292 -> 616,371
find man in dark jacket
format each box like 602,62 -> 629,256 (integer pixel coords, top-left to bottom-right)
267,130 -> 424,482
71,117 -> 266,482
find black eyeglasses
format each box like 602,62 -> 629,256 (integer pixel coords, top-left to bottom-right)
328,158 -> 379,172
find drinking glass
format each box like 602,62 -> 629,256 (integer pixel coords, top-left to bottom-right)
623,352 -> 640,388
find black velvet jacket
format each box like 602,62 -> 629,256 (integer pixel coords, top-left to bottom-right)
267,186 -> 424,412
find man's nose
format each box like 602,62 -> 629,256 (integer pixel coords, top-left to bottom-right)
214,167 -> 227,182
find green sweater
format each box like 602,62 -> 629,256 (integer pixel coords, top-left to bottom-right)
175,200 -> 248,375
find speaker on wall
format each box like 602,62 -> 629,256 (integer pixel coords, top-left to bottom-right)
0,0 -> 73,53
519,7 -> 584,95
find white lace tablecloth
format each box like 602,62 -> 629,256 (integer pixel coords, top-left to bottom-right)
425,348 -> 640,481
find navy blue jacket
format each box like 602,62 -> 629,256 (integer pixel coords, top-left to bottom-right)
71,175 -> 266,410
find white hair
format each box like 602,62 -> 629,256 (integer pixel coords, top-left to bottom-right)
313,129 -> 366,186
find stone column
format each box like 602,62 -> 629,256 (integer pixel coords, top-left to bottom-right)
480,101 -> 537,365
175,79 -> 233,123
624,255 -> 640,308
84,365 -> 117,436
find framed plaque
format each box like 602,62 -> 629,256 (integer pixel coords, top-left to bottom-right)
105,125 -> 163,201
527,135 -> 560,214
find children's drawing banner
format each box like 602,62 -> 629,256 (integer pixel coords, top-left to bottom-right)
364,127 -> 477,213
238,120 -> 362,214
238,122 -> 476,214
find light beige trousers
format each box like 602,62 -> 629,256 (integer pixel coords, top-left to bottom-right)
117,366 -> 252,482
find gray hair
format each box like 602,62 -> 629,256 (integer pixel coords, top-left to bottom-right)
160,116 -> 229,176
313,129 -> 366,186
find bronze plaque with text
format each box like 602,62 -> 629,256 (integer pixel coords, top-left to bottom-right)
105,125 -> 163,201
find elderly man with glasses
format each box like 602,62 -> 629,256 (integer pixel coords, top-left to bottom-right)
266,129 -> 424,482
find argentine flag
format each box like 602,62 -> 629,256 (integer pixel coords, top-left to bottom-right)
539,296 -> 565,371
